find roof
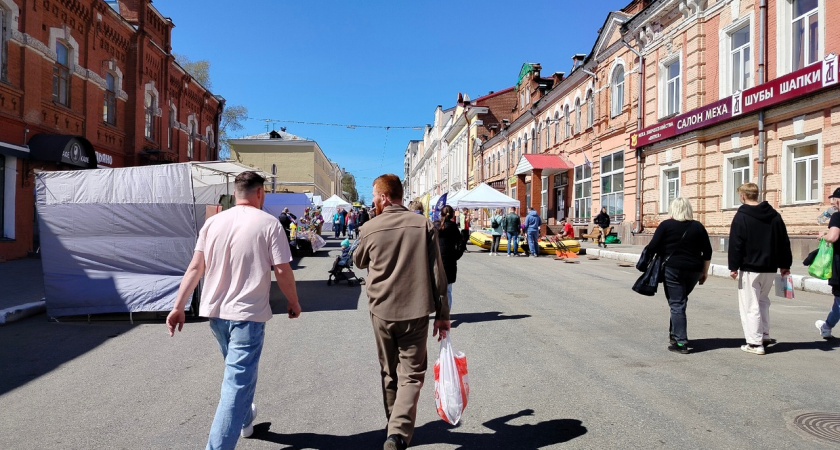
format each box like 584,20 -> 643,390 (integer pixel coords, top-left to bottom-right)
515,154 -> 574,176
240,130 -> 306,141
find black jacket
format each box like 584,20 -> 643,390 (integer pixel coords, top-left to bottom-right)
594,212 -> 610,228
647,219 -> 712,272
728,201 -> 792,272
436,220 -> 463,283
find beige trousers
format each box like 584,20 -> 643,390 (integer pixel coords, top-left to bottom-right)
737,271 -> 774,345
371,314 -> 429,444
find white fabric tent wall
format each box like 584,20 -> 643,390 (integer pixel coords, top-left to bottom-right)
321,194 -> 351,232
35,161 -> 268,318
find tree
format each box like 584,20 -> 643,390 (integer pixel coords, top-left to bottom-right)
342,173 -> 358,202
174,53 -> 247,160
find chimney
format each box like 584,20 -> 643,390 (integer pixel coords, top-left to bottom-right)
571,54 -> 586,71
553,72 -> 566,84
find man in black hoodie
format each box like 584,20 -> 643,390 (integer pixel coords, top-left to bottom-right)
728,183 -> 792,355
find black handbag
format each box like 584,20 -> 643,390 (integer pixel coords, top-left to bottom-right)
632,225 -> 691,296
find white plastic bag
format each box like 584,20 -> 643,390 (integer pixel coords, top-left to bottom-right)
433,334 -> 469,425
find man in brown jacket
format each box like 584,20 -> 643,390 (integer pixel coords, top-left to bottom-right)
354,174 -> 451,450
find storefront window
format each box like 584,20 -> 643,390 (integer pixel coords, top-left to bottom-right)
574,164 -> 592,220
728,156 -> 751,207
601,152 -> 625,215
541,176 -> 548,220
662,168 -> 680,211
525,182 -> 531,210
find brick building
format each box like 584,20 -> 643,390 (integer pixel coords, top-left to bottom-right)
0,0 -> 224,261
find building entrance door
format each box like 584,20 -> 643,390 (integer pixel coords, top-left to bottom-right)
556,187 -> 566,221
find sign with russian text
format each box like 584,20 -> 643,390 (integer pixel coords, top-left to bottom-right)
631,54 -> 839,149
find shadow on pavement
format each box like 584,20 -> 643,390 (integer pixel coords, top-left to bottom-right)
687,337 -> 745,353
271,279 -> 362,314
0,318 -> 137,396
764,339 -> 840,353
450,311 -> 531,328
252,408 -> 586,449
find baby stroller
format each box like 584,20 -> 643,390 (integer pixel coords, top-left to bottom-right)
328,239 -> 365,286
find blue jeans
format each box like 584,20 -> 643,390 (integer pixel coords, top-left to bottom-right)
506,232 -> 519,255
662,267 -> 702,346
207,319 -> 265,450
527,230 -> 539,256
827,296 -> 840,328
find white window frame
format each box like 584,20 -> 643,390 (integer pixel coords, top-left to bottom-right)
610,64 -> 625,118
574,164 -> 592,220
659,54 -> 682,118
781,133 -> 822,205
777,0 -> 825,75
187,115 -> 198,160
540,175 -> 548,220
719,16 -> 753,97
661,165 -> 680,213
564,104 -> 571,139
554,111 -> 560,144
574,97 -> 582,134
723,149 -> 753,208
143,81 -> 160,141
586,89 -> 595,128
600,151 -> 625,216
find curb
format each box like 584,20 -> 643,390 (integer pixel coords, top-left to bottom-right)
0,300 -> 46,325
586,248 -> 832,295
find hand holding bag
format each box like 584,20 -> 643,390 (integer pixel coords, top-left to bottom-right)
632,250 -> 663,296
434,334 -> 469,425
808,239 -> 833,280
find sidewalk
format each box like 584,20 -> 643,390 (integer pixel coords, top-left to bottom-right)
578,240 -> 833,295
0,258 -> 46,325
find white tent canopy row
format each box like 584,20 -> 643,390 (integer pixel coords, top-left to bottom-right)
447,183 -> 519,209
321,194 -> 352,232
35,161 -> 279,318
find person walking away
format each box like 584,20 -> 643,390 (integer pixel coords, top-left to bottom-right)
339,207 -> 349,237
728,183 -> 792,355
358,207 -> 370,230
278,207 -> 294,242
490,208 -> 505,255
594,207 -> 611,248
560,218 -> 575,239
459,208 -> 472,253
644,197 -> 712,354
524,207 -> 542,257
435,205 -> 464,309
166,171 -> 302,449
502,207 -> 522,257
347,210 -> 357,239
353,174 -> 450,450
815,188 -> 840,340
333,208 -> 342,239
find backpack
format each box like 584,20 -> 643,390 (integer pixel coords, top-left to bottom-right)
491,216 -> 500,228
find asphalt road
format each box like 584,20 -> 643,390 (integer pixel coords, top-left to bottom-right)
1,240 -> 839,449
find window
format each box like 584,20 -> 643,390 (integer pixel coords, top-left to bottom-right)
726,154 -> 752,208
540,176 -> 548,220
610,65 -> 624,118
662,168 -> 680,211
574,98 -> 582,134
511,186 -> 516,204
600,152 -> 624,215
544,119 -> 550,149
144,91 -> 156,140
663,59 -> 681,116
535,126 -> 541,153
730,25 -> 751,92
53,41 -> 71,106
564,105 -> 571,139
574,164 -> 592,220
0,7 -> 6,80
525,182 -> 531,209
554,112 -> 560,144
517,139 -> 521,162
792,0 -> 819,70
168,106 -> 175,149
523,135 -> 528,154
103,73 -> 116,125
587,90 -> 594,128
791,143 -> 819,202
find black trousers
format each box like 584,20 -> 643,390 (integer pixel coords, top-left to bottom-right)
662,266 -> 701,345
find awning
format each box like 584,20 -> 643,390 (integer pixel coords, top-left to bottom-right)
514,154 -> 573,176
0,141 -> 30,159
27,134 -> 97,168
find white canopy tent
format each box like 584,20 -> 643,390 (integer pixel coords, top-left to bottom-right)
446,189 -> 469,208
321,194 -> 352,232
35,161 -> 270,318
452,183 -> 519,209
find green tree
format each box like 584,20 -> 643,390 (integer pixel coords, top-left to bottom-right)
342,174 -> 358,202
174,53 -> 248,160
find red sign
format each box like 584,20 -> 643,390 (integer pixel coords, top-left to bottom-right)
631,53 -> 839,149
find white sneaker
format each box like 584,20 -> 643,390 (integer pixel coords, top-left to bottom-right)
740,344 -> 765,355
241,403 -> 258,438
816,320 -> 832,339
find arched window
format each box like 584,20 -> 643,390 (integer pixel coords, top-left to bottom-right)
611,64 -> 625,117
544,118 -> 550,149
564,105 -> 571,138
523,135 -> 528,155
587,90 -> 595,128
531,129 -> 536,154
144,90 -> 157,140
575,98 -> 582,134
103,73 -> 117,125
187,118 -> 196,159
535,124 -> 541,152
554,112 -> 560,144
517,139 -> 522,161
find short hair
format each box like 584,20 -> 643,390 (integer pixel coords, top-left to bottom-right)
234,171 -> 265,198
669,197 -> 694,221
408,200 -> 424,214
737,183 -> 759,201
372,174 -> 403,201
509,206 -> 517,212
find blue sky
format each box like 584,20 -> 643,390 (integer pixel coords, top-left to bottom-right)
155,0 -> 628,201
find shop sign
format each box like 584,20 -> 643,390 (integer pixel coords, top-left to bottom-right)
95,151 -> 113,166
631,53 -> 839,149
61,142 -> 91,167
508,176 -> 517,186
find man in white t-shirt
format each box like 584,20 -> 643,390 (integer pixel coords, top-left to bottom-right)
166,171 -> 301,449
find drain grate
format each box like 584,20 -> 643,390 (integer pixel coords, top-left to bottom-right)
793,412 -> 840,444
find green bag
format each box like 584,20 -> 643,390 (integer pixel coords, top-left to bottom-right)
605,235 -> 621,244
808,239 -> 833,280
